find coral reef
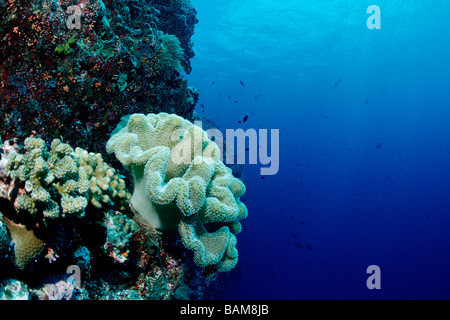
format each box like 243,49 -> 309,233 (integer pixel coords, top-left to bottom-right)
156,31 -> 186,80
0,135 -> 233,299
32,279 -> 78,300
107,112 -> 248,278
0,0 -> 247,300
2,137 -> 130,220
0,136 -> 132,269
103,210 -> 140,263
0,0 -> 199,158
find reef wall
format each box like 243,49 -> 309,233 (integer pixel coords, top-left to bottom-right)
0,0 -> 199,156
0,0 -> 249,300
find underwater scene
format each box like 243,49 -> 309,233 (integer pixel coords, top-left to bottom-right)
0,0 -> 449,301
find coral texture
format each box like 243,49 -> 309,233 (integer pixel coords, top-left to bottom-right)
3,137 -> 130,219
2,216 -> 45,269
107,112 -> 248,277
0,136 -> 131,269
103,210 -> 140,263
0,0 -> 199,157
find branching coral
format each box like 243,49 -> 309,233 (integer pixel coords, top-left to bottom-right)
107,112 -> 248,278
3,137 -> 131,220
0,137 -> 132,269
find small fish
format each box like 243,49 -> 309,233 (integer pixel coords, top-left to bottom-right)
238,121 -> 241,124
376,142 -> 383,149
291,232 -> 298,238
334,79 -> 341,87
365,99 -> 369,105
245,147 -> 250,151
234,100 -> 239,104
212,81 -> 215,85
201,104 -> 205,108
271,273 -> 277,277
294,242 -> 304,249
243,114 -> 248,123
261,176 -> 265,179
240,80 -> 245,87
305,243 -> 312,251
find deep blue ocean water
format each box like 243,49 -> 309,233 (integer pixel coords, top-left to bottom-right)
187,0 -> 450,299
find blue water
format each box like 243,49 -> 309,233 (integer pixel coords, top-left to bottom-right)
187,0 -> 450,299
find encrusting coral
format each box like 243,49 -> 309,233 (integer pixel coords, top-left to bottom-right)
107,112 -> 248,277
1,215 -> 45,269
